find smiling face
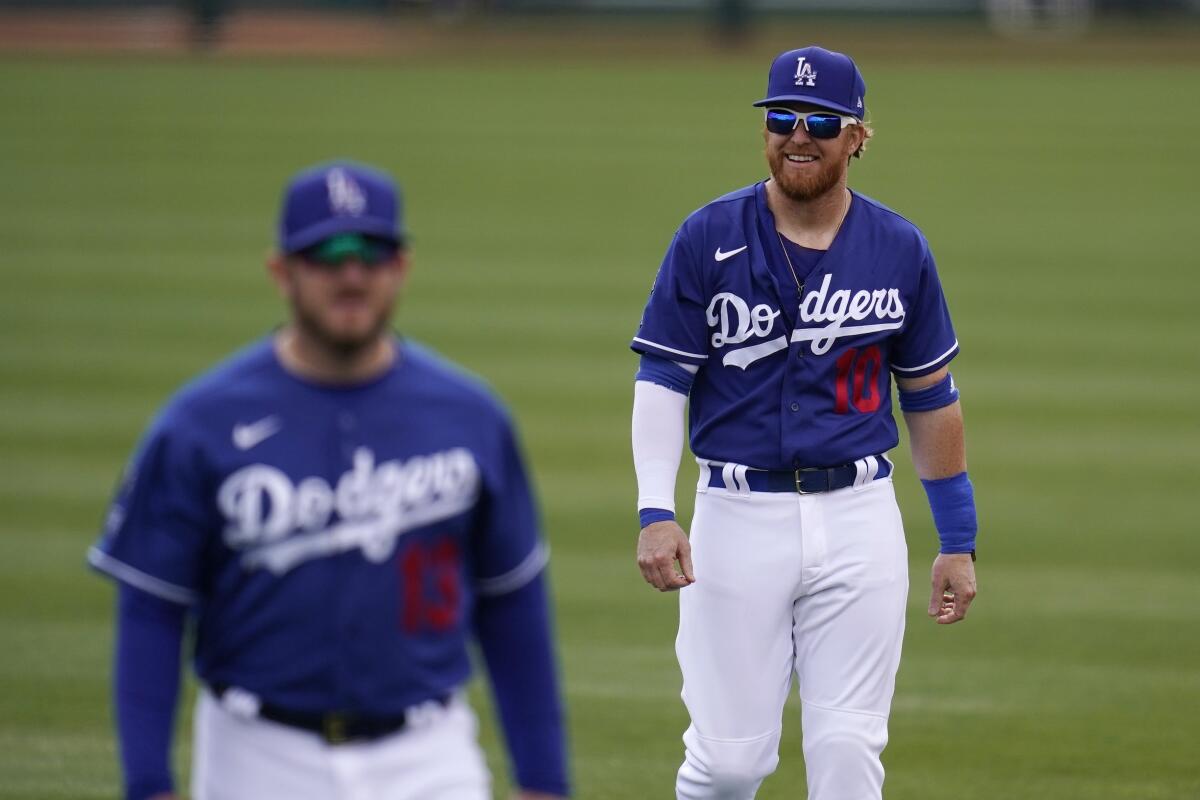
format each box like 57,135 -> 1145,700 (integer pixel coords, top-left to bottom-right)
763,103 -> 867,203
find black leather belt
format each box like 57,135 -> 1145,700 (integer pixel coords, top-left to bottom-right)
210,683 -> 449,745
706,457 -> 891,495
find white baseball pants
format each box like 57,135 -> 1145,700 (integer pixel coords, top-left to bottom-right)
675,477 -> 909,800
191,688 -> 491,800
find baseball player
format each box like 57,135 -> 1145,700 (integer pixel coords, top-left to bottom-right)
631,46 -> 978,799
89,161 -> 569,800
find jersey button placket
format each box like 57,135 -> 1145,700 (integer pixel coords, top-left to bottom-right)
338,411 -> 358,459
334,405 -> 363,708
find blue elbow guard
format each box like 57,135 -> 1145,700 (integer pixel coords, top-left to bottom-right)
635,354 -> 695,395
898,372 -> 959,412
921,471 -> 977,556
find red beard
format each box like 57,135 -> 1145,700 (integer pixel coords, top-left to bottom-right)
766,148 -> 846,202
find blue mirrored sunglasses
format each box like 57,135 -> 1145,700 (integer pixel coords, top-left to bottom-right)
764,107 -> 859,139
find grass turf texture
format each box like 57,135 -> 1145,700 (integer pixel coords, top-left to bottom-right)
1,44 -> 1199,798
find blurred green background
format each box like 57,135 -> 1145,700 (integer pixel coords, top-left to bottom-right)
1,19 -> 1199,800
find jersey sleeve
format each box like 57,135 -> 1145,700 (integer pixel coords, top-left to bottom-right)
470,412 -> 548,598
630,228 -> 710,366
88,412 -> 214,606
889,246 -> 960,378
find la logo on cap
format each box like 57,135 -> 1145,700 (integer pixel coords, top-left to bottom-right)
326,168 -> 367,216
794,56 -> 817,88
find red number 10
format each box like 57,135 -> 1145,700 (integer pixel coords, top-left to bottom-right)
834,345 -> 883,414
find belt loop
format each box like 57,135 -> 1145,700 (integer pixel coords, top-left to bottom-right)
720,463 -> 736,493
853,458 -> 867,488
217,685 -> 262,720
733,464 -> 750,495
696,459 -> 711,494
718,462 -> 751,496
865,455 -> 879,484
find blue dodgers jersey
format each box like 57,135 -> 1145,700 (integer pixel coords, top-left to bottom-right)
90,338 -> 547,715
632,181 -> 959,471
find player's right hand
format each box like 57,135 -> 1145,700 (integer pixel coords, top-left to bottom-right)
637,520 -> 695,592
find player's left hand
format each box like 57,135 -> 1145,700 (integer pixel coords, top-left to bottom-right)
928,553 -> 976,625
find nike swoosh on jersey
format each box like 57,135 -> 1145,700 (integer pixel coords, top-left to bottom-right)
232,416 -> 282,450
714,245 -> 748,262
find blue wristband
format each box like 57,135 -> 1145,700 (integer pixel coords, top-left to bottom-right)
639,508 -> 675,528
898,372 -> 959,413
921,472 -> 977,555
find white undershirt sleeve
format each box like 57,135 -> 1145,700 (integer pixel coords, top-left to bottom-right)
632,379 -> 689,512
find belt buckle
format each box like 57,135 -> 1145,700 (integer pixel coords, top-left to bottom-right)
322,713 -> 351,745
795,467 -> 836,495
794,467 -> 819,495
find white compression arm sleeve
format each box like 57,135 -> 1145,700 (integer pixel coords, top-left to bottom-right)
632,379 -> 688,512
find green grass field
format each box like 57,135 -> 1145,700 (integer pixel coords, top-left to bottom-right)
2,34 -> 1199,799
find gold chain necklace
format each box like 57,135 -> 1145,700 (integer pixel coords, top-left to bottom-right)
776,230 -> 805,297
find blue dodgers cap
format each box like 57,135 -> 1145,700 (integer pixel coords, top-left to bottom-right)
752,46 -> 867,119
278,161 -> 404,254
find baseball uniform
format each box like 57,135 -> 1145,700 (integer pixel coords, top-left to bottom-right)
89,161 -> 569,800
631,47 -> 976,800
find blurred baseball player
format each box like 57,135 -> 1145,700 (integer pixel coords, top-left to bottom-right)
89,161 -> 569,800
631,46 -> 978,799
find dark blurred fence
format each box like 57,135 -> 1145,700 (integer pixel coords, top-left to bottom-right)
1,0 -> 1196,11
1,0 -> 1194,53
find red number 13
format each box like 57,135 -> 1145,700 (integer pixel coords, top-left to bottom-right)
399,539 -> 461,633
834,345 -> 883,414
